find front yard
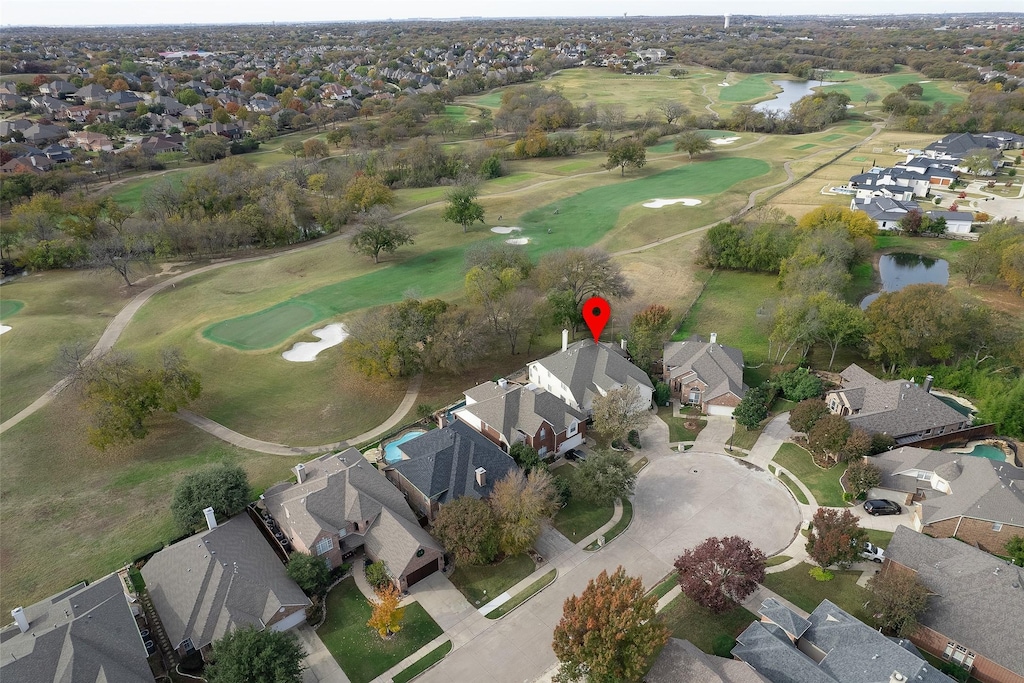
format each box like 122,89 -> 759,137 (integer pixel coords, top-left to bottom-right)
773,443 -> 847,506
318,577 -> 443,683
656,405 -> 707,442
448,553 -> 535,607
656,593 -> 757,656
550,464 -> 615,543
762,562 -> 872,623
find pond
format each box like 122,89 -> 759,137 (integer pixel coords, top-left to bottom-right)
754,79 -> 837,114
860,252 -> 949,309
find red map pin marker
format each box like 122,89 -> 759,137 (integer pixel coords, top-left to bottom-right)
582,296 -> 611,344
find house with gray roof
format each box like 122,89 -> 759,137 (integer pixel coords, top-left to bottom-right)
849,196 -> 973,234
825,365 -> 971,446
142,512 -> 309,659
883,526 -> 1024,683
663,333 -> 747,416
0,573 -> 152,683
263,449 -> 443,590
646,638 -> 769,683
384,420 -> 520,522
455,379 -> 587,457
732,598 -> 954,683
528,336 -> 653,415
869,447 -> 1024,553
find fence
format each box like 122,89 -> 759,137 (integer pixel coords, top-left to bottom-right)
907,423 -> 996,450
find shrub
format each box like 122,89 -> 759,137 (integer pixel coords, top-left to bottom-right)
654,382 -> 671,406
365,561 -> 390,589
712,635 -> 736,658
287,552 -> 331,595
809,566 -> 834,582
775,368 -> 824,401
628,430 -> 642,449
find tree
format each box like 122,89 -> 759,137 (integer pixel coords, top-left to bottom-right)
188,135 -> 229,163
951,243 -> 997,287
605,137 -> 646,176
367,584 -> 405,639
627,304 -> 673,375
350,207 -> 414,264
734,385 -> 770,430
490,469 -> 560,556
344,173 -> 394,213
674,536 -> 767,614
796,206 -> 877,240
806,507 -> 866,569
572,451 -> 636,505
1005,535 -> 1024,567
536,248 -> 633,332
81,348 -> 201,449
960,148 -> 1001,176
775,368 -> 823,402
838,427 -> 873,463
287,551 -> 331,595
590,385 -> 652,448
862,91 -> 879,108
204,626 -> 305,683
302,137 -> 329,159
365,561 -> 390,590
509,442 -> 542,472
845,459 -> 882,499
325,129 -> 347,148
87,233 -> 154,287
867,569 -> 930,637
552,566 -> 668,683
813,293 -> 868,369
441,183 -> 485,233
898,82 -> 924,100
658,100 -> 688,124
899,209 -> 925,235
432,497 -> 500,565
807,414 -> 851,465
865,284 -> 963,373
674,130 -> 713,160
170,463 -> 251,532
788,398 -> 829,433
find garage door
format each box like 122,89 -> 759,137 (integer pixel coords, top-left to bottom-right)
707,404 -> 735,417
405,558 -> 440,587
269,609 -> 307,632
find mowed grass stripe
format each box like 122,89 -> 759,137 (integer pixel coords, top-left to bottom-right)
207,157 -> 770,349
0,299 -> 24,318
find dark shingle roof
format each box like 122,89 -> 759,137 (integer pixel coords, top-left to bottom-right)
459,381 -> 586,444
529,340 -> 653,410
646,638 -> 770,683
664,335 -> 747,403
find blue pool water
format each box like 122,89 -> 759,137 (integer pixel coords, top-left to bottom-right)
946,444 -> 1006,461
383,430 -> 426,464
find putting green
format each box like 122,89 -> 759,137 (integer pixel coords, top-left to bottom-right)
820,133 -> 844,142
794,143 -> 816,150
718,74 -> 777,103
205,157 -> 770,350
0,300 -> 24,318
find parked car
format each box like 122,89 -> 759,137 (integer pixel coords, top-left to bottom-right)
860,541 -> 886,563
863,499 -> 901,516
564,449 -> 586,462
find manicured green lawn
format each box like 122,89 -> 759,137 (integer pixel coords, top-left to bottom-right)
763,562 -> 872,623
656,406 -> 707,442
864,529 -> 894,548
794,143 -> 816,150
766,555 -> 792,567
718,74 -> 778,103
486,569 -> 556,618
775,469 -> 809,504
730,425 -> 762,451
657,593 -> 757,655
773,443 -> 846,506
392,641 -> 452,683
0,299 -> 24,318
203,300 -> 323,350
448,553 -> 535,607
318,578 -> 443,683
587,499 -> 633,549
550,464 -> 615,543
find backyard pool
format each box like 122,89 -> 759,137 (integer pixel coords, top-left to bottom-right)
383,430 -> 426,464
942,441 -> 1014,463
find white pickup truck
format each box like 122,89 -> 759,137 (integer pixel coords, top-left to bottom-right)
860,541 -> 886,563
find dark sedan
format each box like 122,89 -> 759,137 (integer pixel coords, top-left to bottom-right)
863,499 -> 902,516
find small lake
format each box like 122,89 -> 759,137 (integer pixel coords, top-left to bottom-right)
860,252 -> 949,309
754,79 -> 836,114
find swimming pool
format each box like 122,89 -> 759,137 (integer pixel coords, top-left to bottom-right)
383,430 -> 426,464
950,444 -> 1006,461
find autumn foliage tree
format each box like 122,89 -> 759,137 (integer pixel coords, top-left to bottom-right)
552,566 -> 668,683
867,568 -> 930,637
490,469 -> 560,556
432,497 -> 500,565
788,398 -> 830,433
627,304 -> 673,375
590,384 -> 652,448
807,415 -> 852,465
674,536 -> 766,614
806,507 -> 866,569
367,584 -> 405,639
845,459 -> 882,499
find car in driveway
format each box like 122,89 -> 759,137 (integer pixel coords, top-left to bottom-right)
863,499 -> 901,516
563,449 -> 586,462
860,541 -> 886,563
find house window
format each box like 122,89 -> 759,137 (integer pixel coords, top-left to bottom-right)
916,471 -> 931,480
689,389 -> 701,404
181,638 -> 195,653
945,643 -> 975,669
540,428 -> 547,438
993,522 -> 1003,532
567,421 -> 578,436
315,537 -> 334,556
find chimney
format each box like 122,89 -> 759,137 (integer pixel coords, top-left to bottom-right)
890,672 -> 907,683
923,375 -> 934,393
203,507 -> 218,531
710,332 -> 717,344
562,329 -> 569,352
621,338 -> 627,351
497,377 -> 508,389
295,463 -> 306,484
475,467 -> 487,487
11,607 -> 29,633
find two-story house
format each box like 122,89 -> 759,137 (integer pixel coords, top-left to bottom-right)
662,333 -> 747,416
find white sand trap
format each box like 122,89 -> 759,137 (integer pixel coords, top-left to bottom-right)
643,198 -> 702,208
506,237 -> 531,245
490,226 -> 522,234
710,136 -> 741,145
919,80 -> 931,83
282,323 -> 349,362
0,324 -> 10,335
718,82 -> 730,87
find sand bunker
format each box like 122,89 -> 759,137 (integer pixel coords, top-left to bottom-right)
490,226 -> 522,234
0,325 -> 10,335
643,198 -> 703,208
919,80 -> 931,83
282,323 -> 349,362
710,136 -> 741,145
505,237 -> 531,245
718,82 -> 730,87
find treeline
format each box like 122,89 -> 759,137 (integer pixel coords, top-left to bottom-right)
726,91 -> 851,135
888,83 -> 1024,136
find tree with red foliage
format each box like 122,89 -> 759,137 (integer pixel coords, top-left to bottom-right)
674,536 -> 766,614
552,566 -> 668,683
807,414 -> 851,465
806,507 -> 866,569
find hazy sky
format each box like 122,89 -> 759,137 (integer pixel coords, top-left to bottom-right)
1,0 -> 1021,27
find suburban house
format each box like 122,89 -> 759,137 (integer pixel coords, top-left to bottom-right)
646,638 -> 769,683
868,447 -> 1024,552
849,196 -> 974,234
263,449 -> 444,590
527,334 -> 654,414
384,420 -> 520,522
142,512 -> 309,660
848,161 -> 956,200
662,333 -> 747,416
454,379 -> 587,457
0,155 -> 53,174
732,598 -> 955,683
924,132 -> 1003,162
67,130 -> 114,152
1,573 -> 152,683
883,527 -> 1024,683
825,365 -> 972,445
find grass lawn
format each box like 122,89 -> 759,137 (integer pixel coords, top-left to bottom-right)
763,562 -> 872,622
766,555 -> 792,567
550,464 -> 615,543
648,572 -> 679,600
587,498 -> 633,549
730,425 -> 762,451
318,578 -> 443,683
0,299 -> 24,318
773,443 -> 846,506
448,553 -> 535,607
392,641 -> 452,683
718,74 -> 779,103
486,569 -> 556,618
864,529 -> 894,548
656,405 -> 707,442
775,469 -> 809,504
657,593 -> 757,655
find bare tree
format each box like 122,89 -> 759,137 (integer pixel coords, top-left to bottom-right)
657,100 -> 688,125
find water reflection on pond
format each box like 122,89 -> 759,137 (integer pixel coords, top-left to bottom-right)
860,252 -> 949,309
754,79 -> 837,114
